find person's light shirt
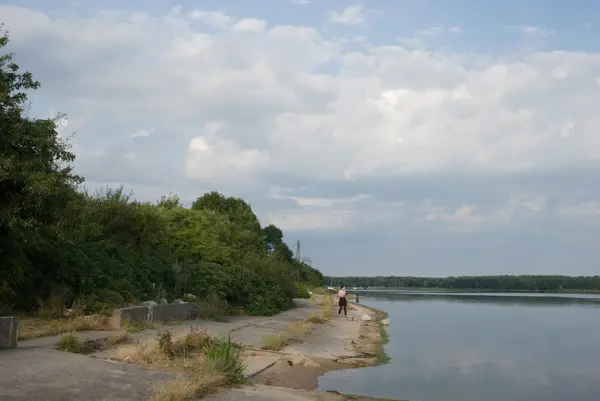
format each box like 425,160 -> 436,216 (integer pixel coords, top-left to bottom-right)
338,289 -> 346,298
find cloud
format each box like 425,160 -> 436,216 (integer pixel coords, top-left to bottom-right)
2,4 -> 600,274
396,26 -> 463,48
515,25 -> 555,39
327,5 -> 366,26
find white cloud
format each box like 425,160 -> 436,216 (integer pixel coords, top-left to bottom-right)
186,122 -> 270,182
419,193 -> 548,232
508,25 -> 555,40
267,209 -> 354,231
233,18 -> 267,33
327,5 -> 366,26
131,128 -> 154,139
3,5 -> 600,235
188,9 -> 233,28
270,190 -> 373,207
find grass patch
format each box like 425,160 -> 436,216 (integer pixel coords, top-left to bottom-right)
260,332 -> 301,351
152,374 -> 228,401
322,293 -> 333,318
113,329 -> 241,370
289,320 -> 313,335
121,318 -> 162,333
306,312 -> 326,324
203,335 -> 246,383
19,315 -> 112,340
151,335 -> 246,401
260,294 -> 334,350
57,331 -> 131,354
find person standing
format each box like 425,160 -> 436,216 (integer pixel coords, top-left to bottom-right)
338,285 -> 347,316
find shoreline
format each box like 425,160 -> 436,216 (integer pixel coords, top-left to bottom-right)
218,296 -> 397,401
349,287 -> 600,294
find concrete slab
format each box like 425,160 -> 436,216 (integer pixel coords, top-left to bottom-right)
0,317 -> 19,349
0,347 -> 177,400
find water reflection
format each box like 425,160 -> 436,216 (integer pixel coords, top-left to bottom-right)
318,293 -> 600,401
364,292 -> 600,307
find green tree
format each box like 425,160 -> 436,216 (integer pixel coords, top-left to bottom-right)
0,30 -> 82,307
192,191 -> 262,232
263,224 -> 294,260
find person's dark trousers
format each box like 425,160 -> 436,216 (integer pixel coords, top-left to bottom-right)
338,297 -> 347,316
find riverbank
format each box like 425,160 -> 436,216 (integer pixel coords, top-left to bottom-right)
0,296 -> 397,401
207,295 -> 396,401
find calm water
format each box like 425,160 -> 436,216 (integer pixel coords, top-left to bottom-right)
318,292 -> 600,401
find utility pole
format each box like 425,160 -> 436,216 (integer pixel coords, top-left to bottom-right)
295,240 -> 301,261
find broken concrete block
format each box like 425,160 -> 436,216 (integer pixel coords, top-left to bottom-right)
361,313 -> 372,321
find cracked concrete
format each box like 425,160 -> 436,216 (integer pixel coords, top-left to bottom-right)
0,298 -> 391,401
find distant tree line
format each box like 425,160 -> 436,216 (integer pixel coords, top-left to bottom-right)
0,30 -> 323,316
326,275 -> 600,292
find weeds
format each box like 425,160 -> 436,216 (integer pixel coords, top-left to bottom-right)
306,313 -> 326,324
149,334 -> 246,401
203,335 -> 246,384
121,318 -> 162,333
152,373 -> 228,401
261,332 -> 301,351
57,332 -> 131,354
113,329 -> 238,370
57,333 -> 84,353
289,320 -> 313,336
19,315 -> 112,340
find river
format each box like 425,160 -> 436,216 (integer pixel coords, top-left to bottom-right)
318,291 -> 600,401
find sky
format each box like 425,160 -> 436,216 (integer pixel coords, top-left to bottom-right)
1,0 -> 600,277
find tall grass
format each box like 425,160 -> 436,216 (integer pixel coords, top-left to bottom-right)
150,334 -> 246,401
203,335 -> 246,384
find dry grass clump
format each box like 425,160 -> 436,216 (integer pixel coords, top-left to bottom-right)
261,331 -> 302,351
260,295 -> 335,351
152,374 -> 228,401
305,294 -> 333,324
19,314 -> 112,340
151,335 -> 246,401
306,313 -> 326,324
322,293 -> 333,318
289,320 -> 313,336
113,329 -> 239,370
57,331 -> 131,354
121,318 -> 162,333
